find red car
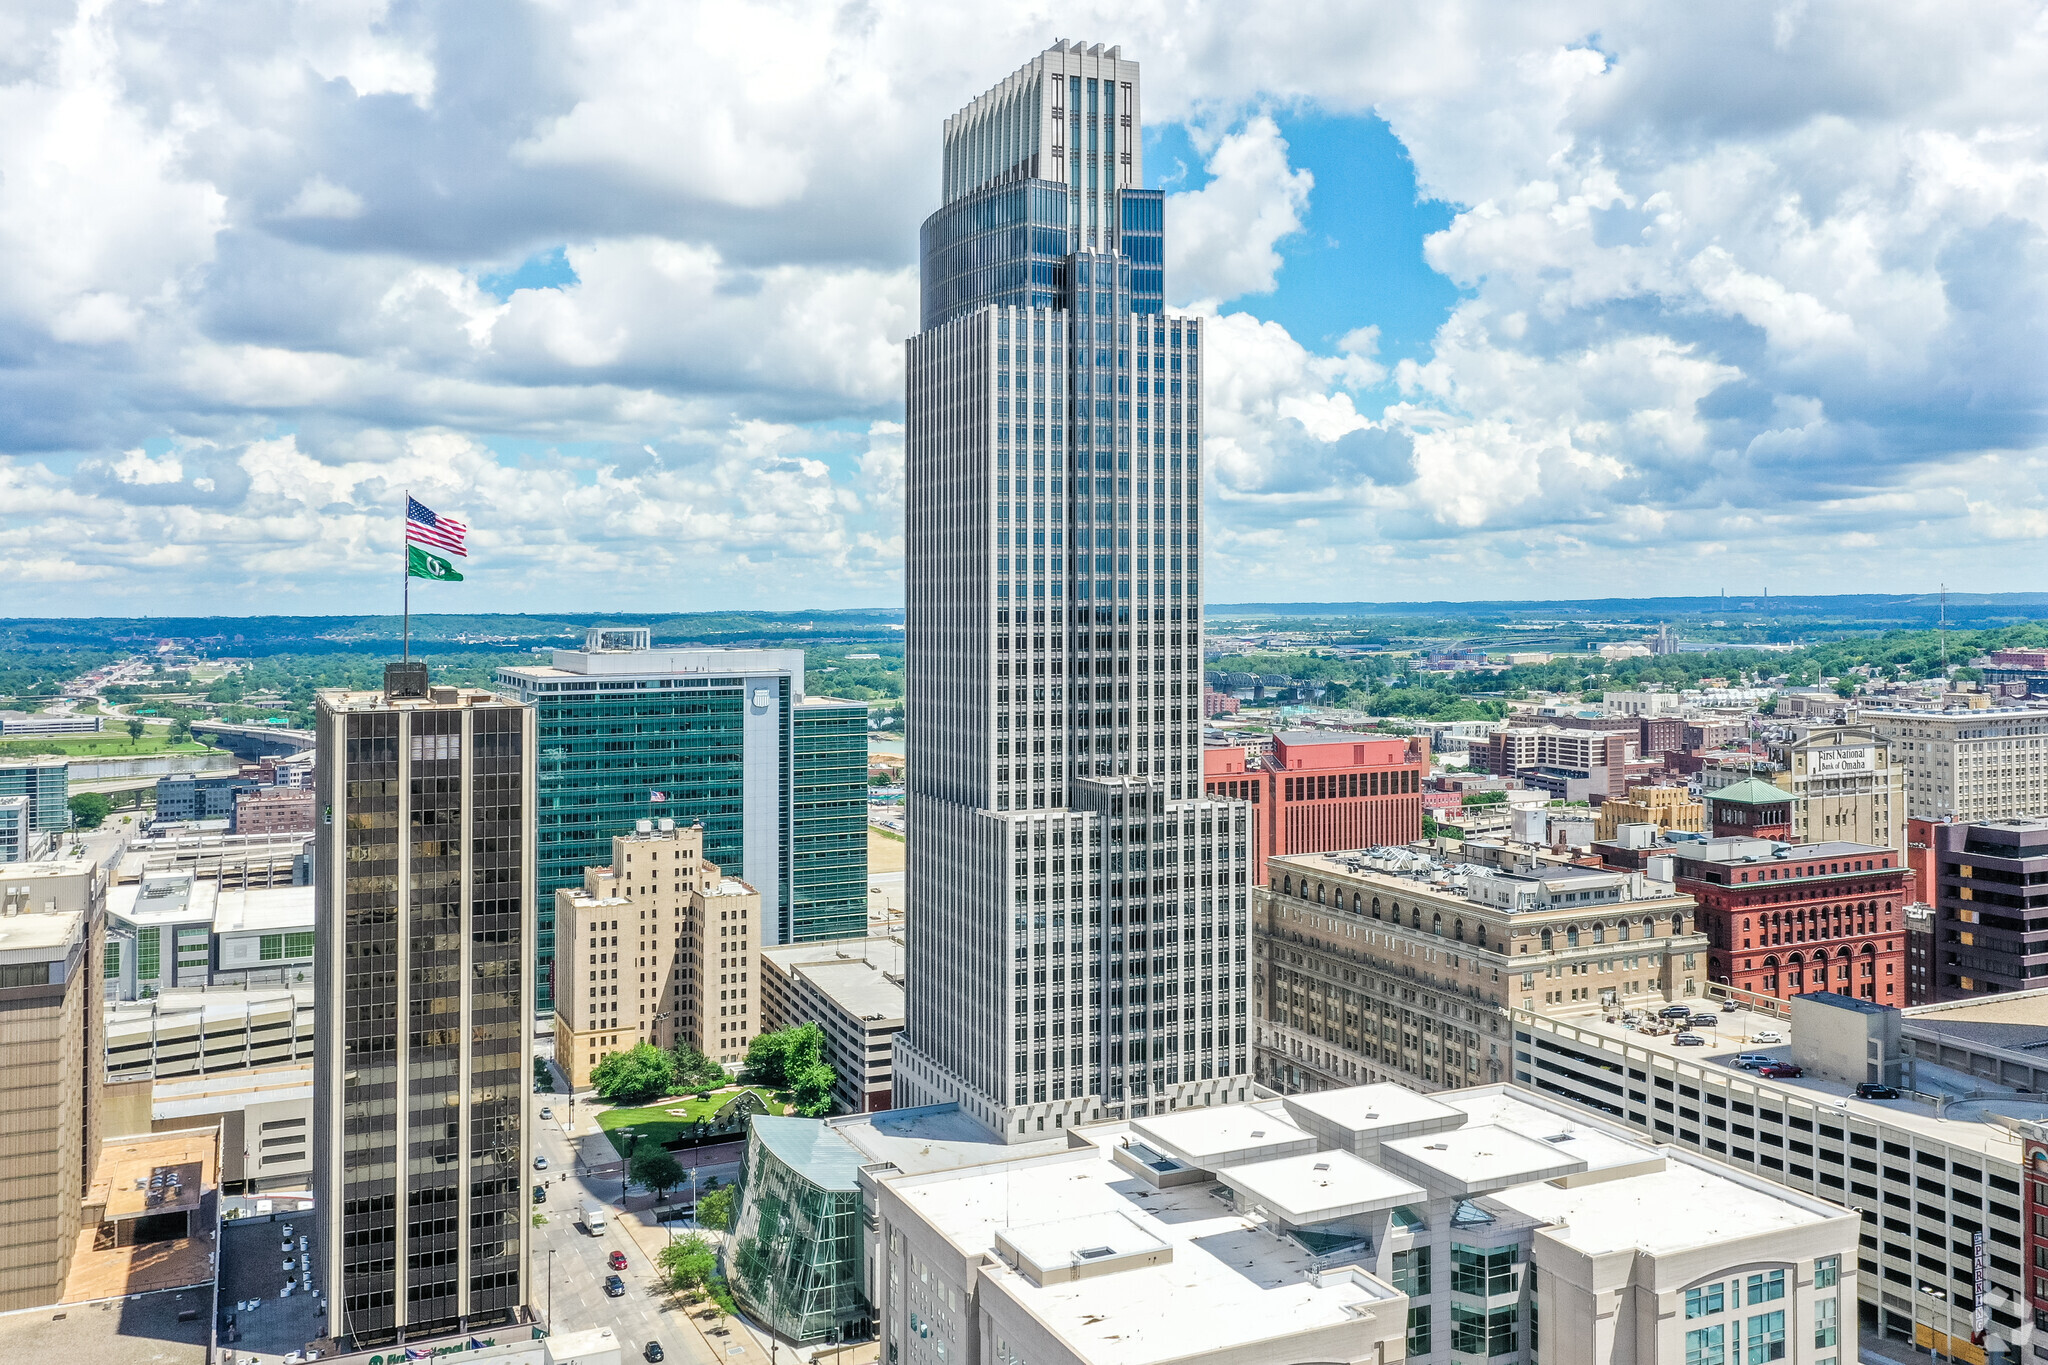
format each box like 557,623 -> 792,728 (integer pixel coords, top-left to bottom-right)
1758,1063 -> 1804,1078
608,1250 -> 629,1271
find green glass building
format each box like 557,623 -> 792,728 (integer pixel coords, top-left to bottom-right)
725,1116 -> 872,1344
494,628 -> 867,1014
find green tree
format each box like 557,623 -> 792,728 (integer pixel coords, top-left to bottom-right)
630,1143 -> 685,1199
695,1186 -> 735,1232
743,1021 -> 829,1091
788,1059 -> 836,1117
169,717 -> 192,744
668,1042 -> 729,1092
589,1041 -> 676,1103
125,718 -> 145,745
68,792 -> 113,829
657,1233 -> 718,1297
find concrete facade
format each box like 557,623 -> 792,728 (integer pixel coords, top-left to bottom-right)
1202,730 -> 1428,883
759,935 -> 905,1113
1867,706 -> 2048,823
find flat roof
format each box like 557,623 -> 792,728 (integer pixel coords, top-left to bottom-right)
1273,729 -> 1400,748
832,1103 -> 1066,1176
0,1286 -> 211,1365
1129,1107 -> 1318,1169
1438,1089 -> 1663,1176
1281,1083 -> 1466,1145
108,873 -> 218,926
1493,1152 -> 1843,1256
888,1141 -> 1398,1365
0,858 -> 95,879
1216,1149 -> 1425,1227
1380,1123 -> 1588,1196
0,907 -> 84,958
210,883 -> 314,934
751,1116 -> 867,1192
789,958 -> 904,1023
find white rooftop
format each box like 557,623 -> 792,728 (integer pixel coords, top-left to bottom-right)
1216,1149 -> 1426,1228
210,884 -> 314,935
109,873 -> 218,926
888,1141 -> 1399,1365
1379,1123 -> 1589,1196
1492,1151 -> 1844,1256
1129,1106 -> 1317,1170
1442,1089 -> 1666,1178
1281,1083 -> 1466,1150
0,907 -> 85,958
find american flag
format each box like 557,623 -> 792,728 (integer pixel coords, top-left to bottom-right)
649,791 -> 667,803
406,496 -> 467,557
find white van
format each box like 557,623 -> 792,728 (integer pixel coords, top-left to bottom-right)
582,1203 -> 607,1234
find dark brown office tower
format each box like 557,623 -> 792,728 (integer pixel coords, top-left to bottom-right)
313,665 -> 534,1350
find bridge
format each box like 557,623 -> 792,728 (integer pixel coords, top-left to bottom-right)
190,719 -> 316,759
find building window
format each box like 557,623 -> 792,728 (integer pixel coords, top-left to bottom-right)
1745,1270 -> 1783,1305
1813,1256 -> 1837,1289
1814,1298 -> 1838,1349
1686,1283 -> 1725,1318
1686,1325 -> 1726,1365
1392,1246 -> 1431,1295
1406,1306 -> 1431,1355
1746,1311 -> 1785,1363
1451,1306 -> 1488,1356
1451,1243 -> 1519,1296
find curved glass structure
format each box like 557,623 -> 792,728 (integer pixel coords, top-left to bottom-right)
724,1117 -> 872,1344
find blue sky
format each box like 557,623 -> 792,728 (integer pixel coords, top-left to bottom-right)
0,2 -> 2043,615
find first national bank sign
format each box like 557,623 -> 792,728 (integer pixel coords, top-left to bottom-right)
369,1341 -> 508,1365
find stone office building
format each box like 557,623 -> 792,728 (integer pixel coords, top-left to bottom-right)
1253,846 -> 1705,1095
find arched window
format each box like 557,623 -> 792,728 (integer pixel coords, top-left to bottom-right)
1411,906 -> 1422,930
1566,926 -> 1580,948
1454,917 -> 1466,942
1282,876 -> 1292,896
1541,928 -> 1554,950
1592,924 -> 1606,944
1617,921 -> 1631,941
1432,912 -> 1443,937
1372,897 -> 1382,920
1352,893 -> 1362,914
1316,883 -> 1326,905
1475,923 -> 1488,948
1671,912 -> 1685,934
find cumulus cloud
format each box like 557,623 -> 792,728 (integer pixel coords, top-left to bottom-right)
0,0 -> 2043,612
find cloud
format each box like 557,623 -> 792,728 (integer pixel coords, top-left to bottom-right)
0,0 -> 2043,612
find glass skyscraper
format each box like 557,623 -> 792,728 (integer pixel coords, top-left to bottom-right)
312,664 -> 532,1348
494,628 -> 868,1013
895,41 -> 1253,1140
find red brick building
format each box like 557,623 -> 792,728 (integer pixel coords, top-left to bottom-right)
1674,837 -> 1909,1004
1203,730 -> 1427,883
1704,777 -> 1794,839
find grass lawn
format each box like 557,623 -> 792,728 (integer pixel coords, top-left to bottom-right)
0,736 -> 223,758
596,1086 -> 787,1151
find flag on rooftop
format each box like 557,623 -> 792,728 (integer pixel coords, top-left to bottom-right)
407,544 -> 463,582
405,495 -> 467,556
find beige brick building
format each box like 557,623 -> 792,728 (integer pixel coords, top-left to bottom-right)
1593,782 -> 1704,840
0,860 -> 105,1310
554,819 -> 761,1088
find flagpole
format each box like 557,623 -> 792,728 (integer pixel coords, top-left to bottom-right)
402,490 -> 411,662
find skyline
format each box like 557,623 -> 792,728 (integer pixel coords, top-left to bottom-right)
2,2 -> 2045,613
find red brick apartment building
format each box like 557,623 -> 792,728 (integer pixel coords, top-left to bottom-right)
1203,730 -> 1427,883
1673,837 -> 1909,1003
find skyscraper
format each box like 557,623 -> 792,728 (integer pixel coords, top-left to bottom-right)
494,627 -> 868,1014
312,664 -> 533,1349
895,41 -> 1252,1139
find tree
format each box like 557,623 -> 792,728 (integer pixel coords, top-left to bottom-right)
169,717 -> 192,744
589,1041 -> 676,1103
743,1021 -> 827,1090
630,1144 -> 685,1201
788,1059 -> 836,1117
669,1041 -> 729,1092
68,792 -> 112,829
658,1233 -> 718,1298
125,718 -> 145,745
696,1186 -> 735,1232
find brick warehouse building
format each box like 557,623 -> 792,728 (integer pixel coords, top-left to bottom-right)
1203,730 -> 1427,883
1672,836 -> 1909,1004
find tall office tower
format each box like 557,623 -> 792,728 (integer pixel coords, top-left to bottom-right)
895,41 -> 1252,1140
494,627 -> 868,1014
312,665 -> 534,1350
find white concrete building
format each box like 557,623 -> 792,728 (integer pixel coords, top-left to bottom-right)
899,41 -> 1250,1139
863,1082 -> 1857,1365
1866,705 -> 2048,822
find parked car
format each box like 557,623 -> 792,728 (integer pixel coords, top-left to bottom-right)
533,1155 -> 549,1171
609,1250 -> 629,1271
644,1344 -> 665,1363
1720,1000 -> 1740,1012
1658,1004 -> 1693,1020
1673,1032 -> 1707,1047
604,1274 -> 626,1298
1758,1063 -> 1804,1078
1751,1029 -> 1784,1043
1854,1082 -> 1903,1100
1689,1014 -> 1719,1028
1734,1053 -> 1776,1069
532,1184 -> 547,1204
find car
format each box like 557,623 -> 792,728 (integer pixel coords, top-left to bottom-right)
1758,1063 -> 1804,1078
1751,1029 -> 1784,1044
1720,999 -> 1740,1012
1854,1082 -> 1903,1100
1734,1053 -> 1776,1069
1673,1032 -> 1707,1046
609,1250 -> 629,1271
644,1345 -> 665,1363
533,1155 -> 549,1171
1689,1014 -> 1719,1028
604,1274 -> 626,1298
532,1184 -> 547,1204
1658,1004 -> 1693,1020
539,1106 -> 552,1120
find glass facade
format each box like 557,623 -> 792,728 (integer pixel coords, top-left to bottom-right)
726,1118 -> 871,1344
921,182 -> 1166,332
791,702 -> 869,942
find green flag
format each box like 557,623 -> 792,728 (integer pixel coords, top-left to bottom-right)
408,544 -> 464,582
